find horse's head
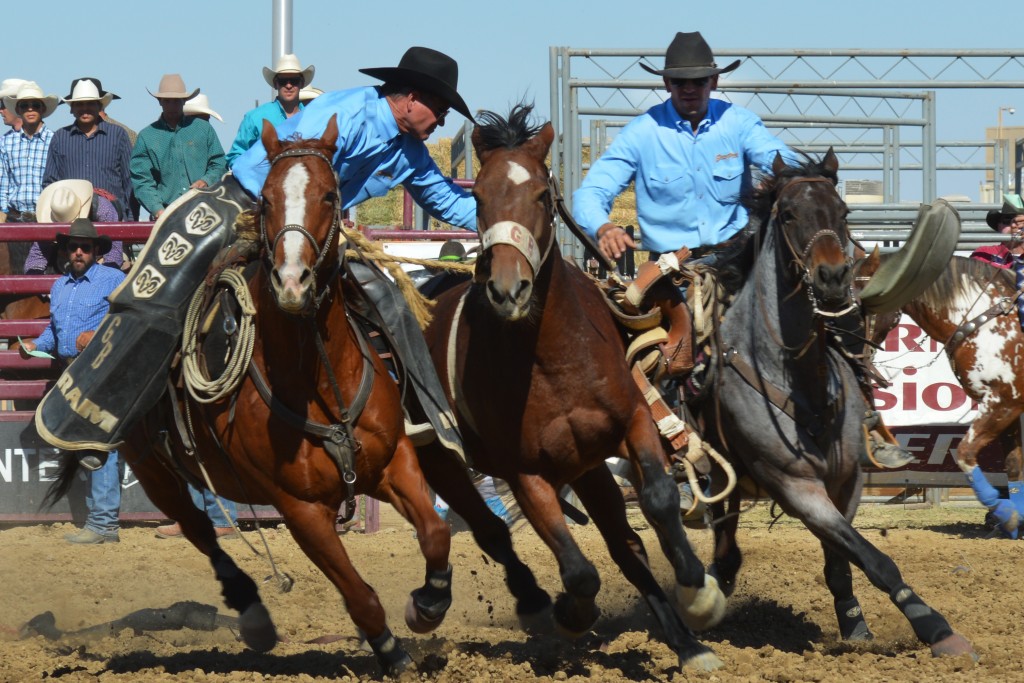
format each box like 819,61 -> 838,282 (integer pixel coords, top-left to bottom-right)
769,148 -> 855,315
470,105 -> 555,321
259,116 -> 342,314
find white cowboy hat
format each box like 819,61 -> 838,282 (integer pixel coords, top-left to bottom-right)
263,53 -> 315,88
299,86 -> 324,103
36,179 -> 94,223
147,73 -> 199,100
2,81 -> 61,119
183,93 -> 223,122
62,79 -> 113,107
0,78 -> 27,99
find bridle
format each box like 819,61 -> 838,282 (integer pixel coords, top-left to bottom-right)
772,176 -> 857,319
259,146 -> 344,309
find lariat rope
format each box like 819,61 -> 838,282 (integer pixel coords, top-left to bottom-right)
182,267 -> 257,403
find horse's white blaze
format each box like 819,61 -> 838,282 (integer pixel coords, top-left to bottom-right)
948,281 -> 1019,398
507,160 -> 531,185
280,164 -> 310,282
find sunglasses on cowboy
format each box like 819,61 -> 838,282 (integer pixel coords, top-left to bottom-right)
65,240 -> 94,254
275,76 -> 303,88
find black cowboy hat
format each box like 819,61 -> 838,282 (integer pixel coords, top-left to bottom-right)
64,77 -> 120,101
640,31 -> 740,79
359,46 -> 473,121
55,218 -> 112,256
985,195 -> 1024,230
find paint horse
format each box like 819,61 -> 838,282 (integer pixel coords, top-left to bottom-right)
701,150 -> 975,658
416,105 -> 725,672
870,255 -> 1024,537
46,118 -> 452,676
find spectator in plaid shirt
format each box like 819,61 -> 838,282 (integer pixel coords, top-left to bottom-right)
0,82 -> 59,221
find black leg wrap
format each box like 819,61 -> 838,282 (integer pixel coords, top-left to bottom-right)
367,626 -> 413,675
889,583 -> 953,645
412,565 -> 453,621
35,175 -> 254,451
212,551 -> 259,614
834,596 -> 872,641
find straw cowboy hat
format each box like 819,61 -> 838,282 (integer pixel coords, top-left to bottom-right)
640,31 -> 740,79
299,86 -> 324,103
0,78 -> 27,99
62,79 -> 113,107
263,54 -> 315,88
148,74 -> 199,100
183,93 -> 223,122
36,179 -> 94,223
55,218 -> 112,257
986,193 -> 1024,230
360,46 -> 473,121
2,81 -> 61,119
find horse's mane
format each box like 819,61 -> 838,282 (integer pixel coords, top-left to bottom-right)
916,255 -> 1015,311
715,153 -> 840,295
473,104 -> 544,152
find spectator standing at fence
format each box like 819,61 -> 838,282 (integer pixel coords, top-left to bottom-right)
0,78 -> 27,135
20,218 -> 125,544
0,82 -> 58,237
225,54 -> 314,167
25,179 -> 124,273
131,75 -> 227,220
42,78 -> 135,220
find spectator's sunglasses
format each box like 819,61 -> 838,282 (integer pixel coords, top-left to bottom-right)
66,240 -> 94,254
670,77 -> 712,88
276,76 -> 303,88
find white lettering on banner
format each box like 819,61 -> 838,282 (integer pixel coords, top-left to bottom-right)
895,432 -> 964,467
873,318 -> 979,426
1,448 -> 63,483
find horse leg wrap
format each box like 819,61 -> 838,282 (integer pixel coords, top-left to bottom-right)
1009,480 -> 1024,517
889,584 -> 953,645
35,176 -> 254,450
834,596 -> 872,641
967,465 -> 1001,507
967,467 -> 1019,538
413,565 -> 453,621
366,626 -> 413,675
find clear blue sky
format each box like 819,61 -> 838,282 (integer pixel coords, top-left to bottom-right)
5,0 -> 1016,200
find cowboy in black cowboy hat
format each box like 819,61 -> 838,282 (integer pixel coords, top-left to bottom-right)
35,45 -> 475,471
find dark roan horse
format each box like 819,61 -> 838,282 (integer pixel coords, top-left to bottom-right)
416,105 -> 725,672
702,151 -> 974,658
46,118 -> 453,676
869,255 -> 1024,535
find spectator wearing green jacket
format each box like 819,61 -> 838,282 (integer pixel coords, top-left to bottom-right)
130,74 -> 226,220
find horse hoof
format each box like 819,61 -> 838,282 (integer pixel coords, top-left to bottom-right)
553,594 -> 599,638
681,650 -> 724,672
405,595 -> 447,634
930,632 -> 978,661
675,574 -> 727,631
238,603 -> 277,652
517,602 -> 554,634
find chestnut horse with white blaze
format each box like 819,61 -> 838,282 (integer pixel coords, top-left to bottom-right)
45,117 -> 452,676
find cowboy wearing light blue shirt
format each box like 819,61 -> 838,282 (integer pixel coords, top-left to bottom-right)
232,85 -> 476,229
574,32 -> 798,260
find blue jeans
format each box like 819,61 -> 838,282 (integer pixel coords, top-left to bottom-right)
85,450 -> 121,534
188,484 -> 238,528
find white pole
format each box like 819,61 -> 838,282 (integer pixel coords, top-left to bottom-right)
271,0 -> 293,100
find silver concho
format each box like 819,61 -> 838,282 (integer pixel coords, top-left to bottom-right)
131,265 -> 166,299
184,202 -> 223,236
157,232 -> 194,266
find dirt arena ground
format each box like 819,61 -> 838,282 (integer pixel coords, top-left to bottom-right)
0,500 -> 1019,682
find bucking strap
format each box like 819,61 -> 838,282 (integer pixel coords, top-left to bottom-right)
35,175 -> 254,451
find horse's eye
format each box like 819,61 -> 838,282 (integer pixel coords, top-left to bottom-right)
325,192 -> 338,204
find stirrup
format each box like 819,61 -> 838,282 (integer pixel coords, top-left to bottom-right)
404,419 -> 436,447
863,431 -> 917,469
76,451 -> 108,471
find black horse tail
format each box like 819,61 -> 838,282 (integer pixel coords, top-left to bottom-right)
40,454 -> 79,511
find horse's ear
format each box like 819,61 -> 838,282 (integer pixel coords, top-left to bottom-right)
320,115 -> 339,154
471,126 -> 494,164
261,119 -> 281,160
772,152 -> 788,175
823,146 -> 840,179
522,122 -> 555,162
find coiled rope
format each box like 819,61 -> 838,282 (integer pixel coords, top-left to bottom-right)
182,267 -> 257,403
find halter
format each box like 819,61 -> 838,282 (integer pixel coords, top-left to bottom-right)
476,170 -> 557,277
259,146 -> 344,307
772,176 -> 857,318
